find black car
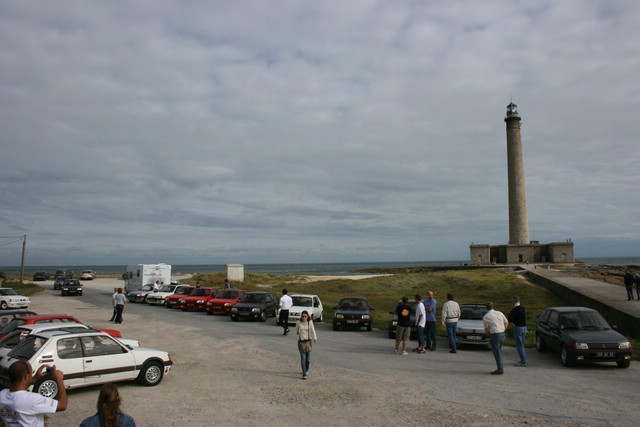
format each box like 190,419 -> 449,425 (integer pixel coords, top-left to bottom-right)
32,272 -> 50,281
61,279 -> 83,296
388,300 -> 417,339
53,277 -> 66,290
333,297 -> 374,331
54,269 -> 73,280
536,306 -> 632,368
230,292 -> 278,322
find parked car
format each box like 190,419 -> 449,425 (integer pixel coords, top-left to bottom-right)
146,283 -> 188,306
61,279 -> 83,296
165,286 -> 195,308
0,288 -> 31,310
0,329 -> 173,398
332,297 -> 374,331
388,299 -> 417,339
0,310 -> 37,330
278,294 -> 324,325
53,277 -> 66,290
455,304 -> 490,347
32,272 -> 50,281
230,292 -> 278,322
206,289 -> 248,315
536,306 -> 633,368
179,287 -> 218,311
0,314 -> 122,340
54,269 -> 73,279
79,270 -> 96,280
127,284 -> 154,303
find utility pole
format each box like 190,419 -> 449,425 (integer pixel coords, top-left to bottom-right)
20,235 -> 27,284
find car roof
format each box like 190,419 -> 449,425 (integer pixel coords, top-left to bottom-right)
544,306 -> 596,313
291,294 -> 319,298
17,323 -> 87,332
31,328 -> 107,339
340,296 -> 368,300
460,304 -> 487,308
15,314 -> 78,321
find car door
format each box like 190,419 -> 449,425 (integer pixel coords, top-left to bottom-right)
80,335 -> 137,385
544,310 -> 563,352
53,336 -> 86,389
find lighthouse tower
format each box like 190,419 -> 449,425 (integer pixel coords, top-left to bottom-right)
505,102 -> 530,245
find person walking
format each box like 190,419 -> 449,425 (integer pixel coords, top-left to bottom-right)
393,296 -> 412,355
113,288 -> 127,324
508,295 -> 528,367
635,273 -> 640,300
296,310 -> 317,380
0,361 -> 68,427
79,383 -> 136,427
441,293 -> 461,354
109,288 -> 118,322
414,294 -> 426,353
278,289 -> 293,335
424,291 -> 437,351
483,302 -> 509,375
624,271 -> 635,300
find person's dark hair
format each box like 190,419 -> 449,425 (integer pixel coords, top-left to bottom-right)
97,383 -> 123,427
282,289 -> 288,295
447,293 -> 454,301
415,294 -> 421,301
401,296 -> 408,304
300,310 -> 310,321
486,302 -> 494,310
8,360 -> 30,385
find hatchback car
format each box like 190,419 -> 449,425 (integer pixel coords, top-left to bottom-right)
146,284 -> 188,306
179,287 -> 218,311
127,284 -> 154,303
0,288 -> 31,310
455,304 -> 490,347
0,329 -> 172,398
230,292 -> 278,322
165,286 -> 195,308
53,277 -> 66,290
0,314 -> 122,340
54,269 -> 74,279
536,306 -> 633,368
206,289 -> 247,315
32,272 -> 50,281
79,270 -> 96,280
333,297 -> 374,331
388,299 -> 417,339
282,294 -> 324,325
61,279 -> 83,296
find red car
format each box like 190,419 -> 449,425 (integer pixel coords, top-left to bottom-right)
165,286 -> 195,309
0,314 -> 121,340
206,289 -> 247,315
179,287 -> 218,312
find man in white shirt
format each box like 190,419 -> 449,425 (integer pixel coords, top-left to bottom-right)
278,289 -> 293,335
483,302 -> 509,375
441,293 -> 461,354
414,294 -> 426,353
0,360 -> 67,427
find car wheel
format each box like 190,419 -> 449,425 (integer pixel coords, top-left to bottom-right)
535,334 -> 547,352
206,311 -> 212,315
367,323 -> 372,332
138,361 -> 164,386
617,360 -> 631,369
561,345 -> 576,367
388,329 -> 395,339
0,301 -> 8,310
260,311 -> 267,322
333,322 -> 339,331
231,316 -> 238,321
33,377 -> 59,399
317,312 -> 323,322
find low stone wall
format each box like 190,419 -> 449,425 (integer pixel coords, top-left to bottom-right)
526,271 -> 640,340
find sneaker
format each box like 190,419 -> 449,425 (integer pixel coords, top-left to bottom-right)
514,362 -> 527,367
393,349 -> 398,354
418,349 -> 426,354
302,375 -> 307,380
401,351 -> 409,356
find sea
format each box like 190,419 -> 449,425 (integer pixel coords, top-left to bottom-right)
1,257 -> 639,277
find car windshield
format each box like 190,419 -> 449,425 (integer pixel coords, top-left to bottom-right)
460,306 -> 487,320
8,335 -> 48,361
0,289 -> 17,296
190,289 -> 210,296
242,294 -> 266,303
82,271 -> 92,274
159,285 -> 175,292
140,285 -> 153,291
175,287 -> 194,295
218,290 -> 239,299
292,296 -> 313,307
560,311 -> 611,330
339,299 -> 368,310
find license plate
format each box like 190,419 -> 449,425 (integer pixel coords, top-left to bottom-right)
596,352 -> 614,358
347,320 -> 359,324
240,312 -> 249,316
467,335 -> 481,340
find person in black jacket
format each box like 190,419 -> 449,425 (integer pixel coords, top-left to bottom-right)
624,271 -> 635,300
508,296 -> 527,367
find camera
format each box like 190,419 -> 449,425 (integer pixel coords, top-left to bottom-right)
44,366 -> 54,374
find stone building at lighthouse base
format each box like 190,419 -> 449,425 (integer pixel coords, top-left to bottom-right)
469,241 -> 574,266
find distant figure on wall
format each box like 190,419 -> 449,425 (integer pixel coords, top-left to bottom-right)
624,271 -> 635,301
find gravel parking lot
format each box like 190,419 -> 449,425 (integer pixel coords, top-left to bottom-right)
22,278 -> 639,426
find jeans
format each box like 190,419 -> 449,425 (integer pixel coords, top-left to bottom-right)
425,321 -> 436,350
626,285 -> 634,300
416,325 -> 425,348
445,322 -> 457,352
636,285 -> 640,300
513,326 -> 528,364
109,306 -> 117,321
490,332 -> 506,373
298,340 -> 311,376
115,304 -> 124,324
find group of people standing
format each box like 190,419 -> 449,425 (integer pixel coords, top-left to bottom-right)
623,271 -> 640,301
393,291 -> 528,375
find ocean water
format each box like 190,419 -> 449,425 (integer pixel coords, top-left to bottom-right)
1,257 -> 638,277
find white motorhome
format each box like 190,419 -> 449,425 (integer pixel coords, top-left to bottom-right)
124,263 -> 172,292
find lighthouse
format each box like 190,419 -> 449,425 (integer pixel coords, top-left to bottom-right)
505,102 -> 530,245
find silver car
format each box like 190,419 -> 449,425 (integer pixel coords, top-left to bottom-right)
455,304 -> 490,347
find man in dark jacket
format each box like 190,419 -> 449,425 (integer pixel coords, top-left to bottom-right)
624,271 -> 635,300
508,296 -> 527,367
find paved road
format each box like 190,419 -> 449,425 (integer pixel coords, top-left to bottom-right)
23,279 -> 640,426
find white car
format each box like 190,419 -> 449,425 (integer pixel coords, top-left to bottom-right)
0,329 -> 172,398
146,283 -> 188,306
279,294 -> 324,325
79,270 -> 96,280
0,288 -> 31,310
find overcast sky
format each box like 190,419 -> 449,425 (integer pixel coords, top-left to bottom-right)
1,1 -> 639,266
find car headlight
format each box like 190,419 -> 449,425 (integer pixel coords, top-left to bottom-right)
574,342 -> 589,350
179,299 -> 185,304
391,321 -> 398,326
619,341 -> 632,349
361,314 -> 371,320
251,307 -> 261,312
224,302 -> 231,307
231,307 -> 238,312
197,299 -> 205,304
335,314 -> 344,319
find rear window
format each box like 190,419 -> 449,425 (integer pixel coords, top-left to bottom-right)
0,319 -> 26,335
